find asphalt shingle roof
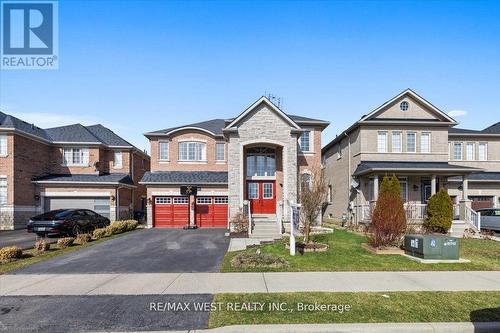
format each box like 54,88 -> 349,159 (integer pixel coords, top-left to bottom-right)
482,122 -> 500,134
450,121 -> 500,135
45,124 -> 101,143
353,161 -> 479,176
85,124 -> 133,146
33,173 -> 134,185
0,111 -> 51,141
140,171 -> 228,184
147,119 -> 227,136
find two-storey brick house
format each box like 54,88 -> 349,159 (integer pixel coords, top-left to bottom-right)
140,96 -> 329,236
0,112 -> 150,230
322,89 -> 489,229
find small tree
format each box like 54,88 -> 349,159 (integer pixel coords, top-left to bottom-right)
368,176 -> 407,248
424,188 -> 453,234
299,168 -> 328,244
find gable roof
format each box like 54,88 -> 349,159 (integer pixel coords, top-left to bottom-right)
144,119 -> 226,137
224,96 -> 302,131
45,124 -> 102,143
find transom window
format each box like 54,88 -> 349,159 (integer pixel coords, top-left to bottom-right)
155,197 -> 171,204
400,101 -> 409,111
179,142 -> 206,161
0,134 -> 7,156
406,132 -> 416,153
299,131 -> 311,152
214,197 -> 228,204
453,142 -> 462,160
246,147 -> 276,177
216,143 -> 225,161
159,141 -> 169,160
173,197 -> 189,204
247,183 -> 259,199
63,148 -> 89,166
196,197 -> 212,204
263,183 -> 273,199
113,151 -> 123,168
377,132 -> 387,153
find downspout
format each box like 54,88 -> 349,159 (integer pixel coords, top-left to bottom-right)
344,132 -> 352,224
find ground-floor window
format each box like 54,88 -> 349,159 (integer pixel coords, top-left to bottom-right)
0,177 -> 6,205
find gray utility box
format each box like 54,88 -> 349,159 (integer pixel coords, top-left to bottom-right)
404,234 -> 460,260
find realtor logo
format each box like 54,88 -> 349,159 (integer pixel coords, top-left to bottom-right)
1,0 -> 58,69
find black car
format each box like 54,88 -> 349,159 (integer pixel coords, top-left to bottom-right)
27,209 -> 110,237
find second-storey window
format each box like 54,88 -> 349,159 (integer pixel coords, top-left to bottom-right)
421,132 -> 431,153
179,142 -> 206,161
478,142 -> 488,161
406,132 -> 416,153
466,143 -> 474,161
392,132 -> 402,153
216,143 -> 225,161
299,131 -> 311,152
453,142 -> 462,160
114,151 -> 123,168
0,134 -> 7,156
159,141 -> 169,160
0,177 -> 7,205
63,148 -> 89,166
377,132 -> 387,153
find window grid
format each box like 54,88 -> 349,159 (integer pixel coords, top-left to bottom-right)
248,183 -> 259,199
406,132 -> 416,153
392,132 -> 402,153
300,131 -> 311,152
453,143 -> 463,160
420,133 -> 431,153
216,143 -> 225,161
155,197 -> 171,204
263,183 -> 273,199
173,197 -> 189,204
63,148 -> 89,166
196,197 -> 212,204
0,177 -> 6,205
179,142 -> 206,161
479,143 -> 488,161
159,142 -> 169,160
377,132 -> 387,153
466,143 -> 475,161
114,151 -> 123,168
214,197 -> 228,204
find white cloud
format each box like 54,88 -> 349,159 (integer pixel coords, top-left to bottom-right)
4,111 -> 101,128
447,110 -> 467,118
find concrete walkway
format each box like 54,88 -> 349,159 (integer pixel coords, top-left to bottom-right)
134,322 -> 500,333
2,271 -> 499,296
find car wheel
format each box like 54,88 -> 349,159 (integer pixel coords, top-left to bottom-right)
72,225 -> 81,236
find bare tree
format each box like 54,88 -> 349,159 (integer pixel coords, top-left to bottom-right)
299,167 -> 328,244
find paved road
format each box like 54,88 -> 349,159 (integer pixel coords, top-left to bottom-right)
0,294 -> 212,332
0,229 -> 57,250
9,228 -> 229,274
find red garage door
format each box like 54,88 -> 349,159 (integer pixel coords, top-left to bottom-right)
153,196 -> 189,228
195,196 -> 228,228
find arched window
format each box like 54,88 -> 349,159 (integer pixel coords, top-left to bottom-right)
246,147 -> 276,177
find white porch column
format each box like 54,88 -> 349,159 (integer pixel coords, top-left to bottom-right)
493,195 -> 498,208
373,175 -> 379,201
462,175 -> 469,200
431,175 -> 437,196
459,175 -> 471,220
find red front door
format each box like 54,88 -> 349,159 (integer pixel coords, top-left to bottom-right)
247,181 -> 276,214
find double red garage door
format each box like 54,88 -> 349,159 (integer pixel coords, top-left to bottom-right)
153,196 -> 228,228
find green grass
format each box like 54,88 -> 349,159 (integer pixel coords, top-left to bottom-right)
221,229 -> 500,272
0,230 -> 137,274
209,291 -> 500,328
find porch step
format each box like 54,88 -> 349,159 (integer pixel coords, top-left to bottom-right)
449,220 -> 468,238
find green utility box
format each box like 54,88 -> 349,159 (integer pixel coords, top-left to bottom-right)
404,234 -> 460,260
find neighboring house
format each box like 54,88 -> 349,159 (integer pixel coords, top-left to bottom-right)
0,112 -> 150,230
322,89 -> 497,230
140,96 -> 329,236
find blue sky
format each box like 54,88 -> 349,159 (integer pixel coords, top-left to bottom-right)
1,0 -> 499,151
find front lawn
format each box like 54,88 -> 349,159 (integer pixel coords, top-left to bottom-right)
221,229 -> 500,272
208,291 -> 500,327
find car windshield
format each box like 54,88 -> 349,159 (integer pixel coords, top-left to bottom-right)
33,209 -> 73,220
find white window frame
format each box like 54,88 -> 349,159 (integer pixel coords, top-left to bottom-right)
158,141 -> 169,161
478,142 -> 488,161
247,183 -> 259,199
173,197 -> 189,204
406,132 -> 416,153
0,177 -> 7,205
62,148 -> 89,166
466,142 -> 475,161
113,151 -> 123,169
299,130 -> 313,153
178,141 -> 206,162
214,197 -> 228,204
453,142 -> 463,160
391,131 -> 402,153
0,134 -> 7,157
196,197 -> 212,204
420,132 -> 431,153
215,143 -> 225,161
155,197 -> 171,204
377,131 -> 388,153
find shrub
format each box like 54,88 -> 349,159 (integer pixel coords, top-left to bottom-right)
368,176 -> 407,248
34,239 -> 50,252
424,188 -> 453,234
231,252 -> 289,268
75,233 -> 91,244
57,237 -> 75,249
93,228 -> 107,240
230,210 -> 248,233
0,246 -> 23,260
124,220 -> 138,231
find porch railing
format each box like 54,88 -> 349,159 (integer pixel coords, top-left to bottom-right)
465,205 -> 481,231
354,202 -> 428,223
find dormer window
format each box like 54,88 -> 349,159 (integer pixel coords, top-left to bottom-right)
400,101 -> 409,111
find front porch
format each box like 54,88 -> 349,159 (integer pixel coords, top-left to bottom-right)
351,162 -> 482,233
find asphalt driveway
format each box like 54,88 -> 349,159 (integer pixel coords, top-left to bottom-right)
10,228 -> 229,274
0,229 -> 57,250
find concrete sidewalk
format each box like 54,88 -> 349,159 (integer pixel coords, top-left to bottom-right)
2,271 -> 500,296
133,322 -> 500,333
